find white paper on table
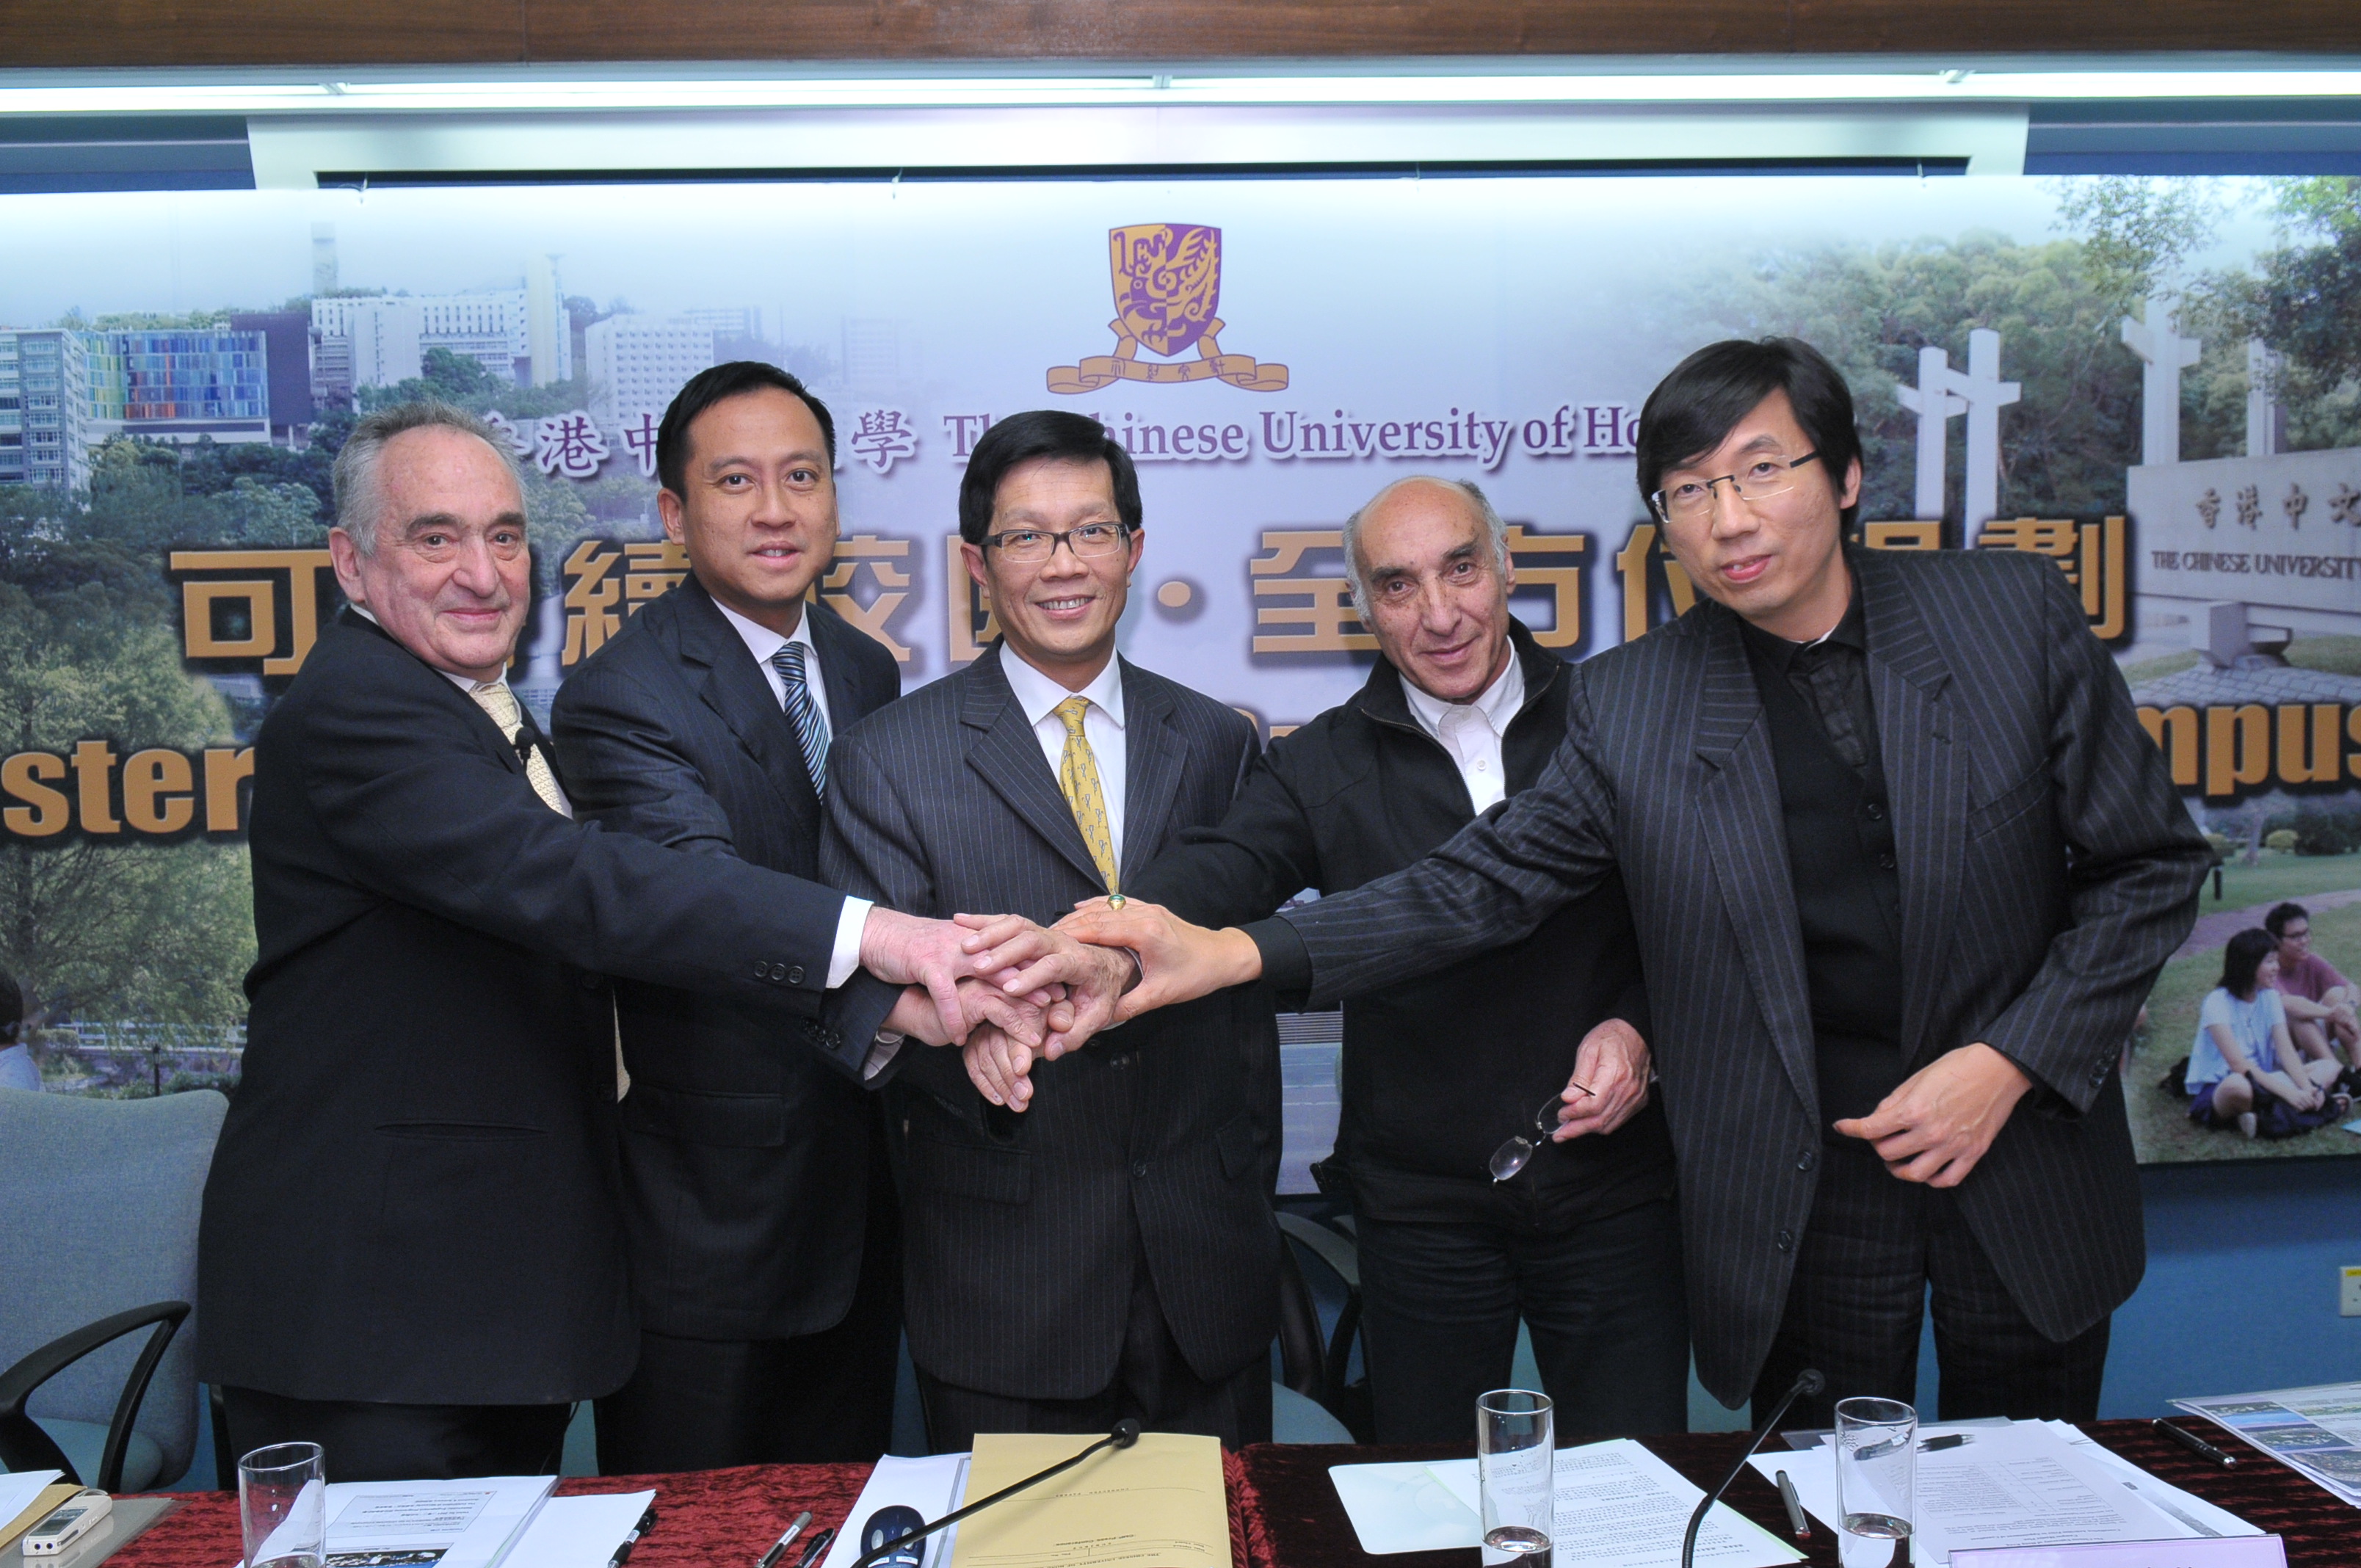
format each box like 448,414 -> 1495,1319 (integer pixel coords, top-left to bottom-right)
1747,1423 -> 2197,1567
816,1453 -> 973,1568
1418,1440 -> 1801,1568
0,1472 -> 63,1544
2034,1422 -> 2259,1539
1327,1459 -> 1483,1554
323,1474 -> 557,1568
500,1491 -> 655,1568
2173,1381 -> 2361,1507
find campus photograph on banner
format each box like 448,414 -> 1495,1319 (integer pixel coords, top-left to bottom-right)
2,171 -> 2357,1169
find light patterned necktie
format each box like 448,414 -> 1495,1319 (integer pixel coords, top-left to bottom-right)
769,641 -> 831,796
470,681 -> 571,817
1053,695 -> 1120,894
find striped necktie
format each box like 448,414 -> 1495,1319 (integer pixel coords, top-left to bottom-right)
769,640 -> 831,795
1053,695 -> 1120,894
469,681 -> 570,817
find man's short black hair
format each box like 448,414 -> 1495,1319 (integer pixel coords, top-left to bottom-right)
2266,901 -> 2310,940
958,410 -> 1142,546
0,968 -> 19,1043
656,360 -> 835,498
1633,336 -> 1865,530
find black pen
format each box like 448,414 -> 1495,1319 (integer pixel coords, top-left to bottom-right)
792,1524 -> 838,1568
1774,1470 -> 1809,1540
610,1506 -> 659,1568
758,1511 -> 816,1568
1920,1433 -> 1970,1452
2154,1419 -> 2238,1467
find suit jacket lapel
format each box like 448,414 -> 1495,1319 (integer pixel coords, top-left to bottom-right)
1854,548 -> 1968,1066
1117,662 -> 1183,888
1687,609 -> 1822,1125
673,580 -> 821,823
960,646 -> 1109,890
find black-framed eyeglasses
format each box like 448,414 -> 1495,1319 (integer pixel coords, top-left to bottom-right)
1649,451 -> 1821,523
982,521 -> 1134,564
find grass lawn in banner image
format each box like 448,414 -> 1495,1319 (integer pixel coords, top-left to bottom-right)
2193,851 -> 2361,915
2126,898 -> 2361,1164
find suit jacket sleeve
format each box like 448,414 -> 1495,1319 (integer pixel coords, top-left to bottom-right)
1128,741 -> 1324,930
297,663 -> 871,1078
1975,563 -> 2211,1113
1275,671 -> 1621,1010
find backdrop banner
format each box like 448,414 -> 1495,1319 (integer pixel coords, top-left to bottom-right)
4,172 -> 2358,1167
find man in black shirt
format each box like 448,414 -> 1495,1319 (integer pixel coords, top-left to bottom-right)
1126,476 -> 1683,1441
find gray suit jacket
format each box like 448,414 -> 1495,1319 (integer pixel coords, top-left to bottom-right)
1264,545 -> 2210,1407
822,645 -> 1281,1401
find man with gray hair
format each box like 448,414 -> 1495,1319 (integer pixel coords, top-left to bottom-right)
199,401 -> 1085,1480
1117,473 -> 1687,1441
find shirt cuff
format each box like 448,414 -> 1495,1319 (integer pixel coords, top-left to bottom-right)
861,1031 -> 904,1082
829,896 -> 872,990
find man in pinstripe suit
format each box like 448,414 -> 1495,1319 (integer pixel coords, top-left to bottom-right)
1059,339 -> 2211,1427
822,410 -> 1280,1449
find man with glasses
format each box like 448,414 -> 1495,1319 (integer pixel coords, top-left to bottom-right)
2264,901 -> 2360,1070
1053,338 -> 2210,1427
821,409 -> 1280,1448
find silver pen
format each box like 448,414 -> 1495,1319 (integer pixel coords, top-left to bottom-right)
758,1510 -> 816,1568
1774,1470 -> 1809,1539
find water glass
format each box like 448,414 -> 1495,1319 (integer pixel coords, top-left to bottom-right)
1476,1389 -> 1553,1558
239,1441 -> 326,1568
1834,1397 -> 1915,1568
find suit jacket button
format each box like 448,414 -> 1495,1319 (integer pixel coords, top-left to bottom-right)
1131,1161 -> 1149,1178
1796,1150 -> 1816,1172
788,965 -> 805,986
754,962 -> 770,980
1776,1228 -> 1796,1252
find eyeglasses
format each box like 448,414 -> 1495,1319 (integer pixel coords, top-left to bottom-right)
982,521 -> 1133,564
1487,1082 -> 1595,1182
1649,451 -> 1821,523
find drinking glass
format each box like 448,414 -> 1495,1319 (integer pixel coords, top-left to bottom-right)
1833,1397 -> 1915,1568
239,1441 -> 326,1568
1476,1389 -> 1553,1558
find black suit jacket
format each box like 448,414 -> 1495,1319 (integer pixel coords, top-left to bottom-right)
822,645 -> 1281,1401
200,609 -> 879,1406
550,581 -> 903,1342
1257,548 -> 2211,1407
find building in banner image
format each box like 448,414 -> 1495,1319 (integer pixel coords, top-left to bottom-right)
584,314 -> 715,429
80,327 -> 272,446
228,311 -> 316,442
311,280 -> 571,407
0,328 -> 92,490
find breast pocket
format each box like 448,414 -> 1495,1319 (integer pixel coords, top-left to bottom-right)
1965,769 -> 2047,841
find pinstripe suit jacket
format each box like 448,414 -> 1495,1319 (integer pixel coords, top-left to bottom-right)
1271,545 -> 2210,1407
822,644 -> 1282,1401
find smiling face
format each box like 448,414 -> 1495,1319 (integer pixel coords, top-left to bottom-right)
660,385 -> 840,636
328,424 -> 531,683
961,455 -> 1142,692
2276,918 -> 2312,968
1654,388 -> 1862,642
1353,479 -> 1515,703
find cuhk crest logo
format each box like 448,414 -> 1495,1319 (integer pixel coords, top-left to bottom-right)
1049,224 -> 1288,393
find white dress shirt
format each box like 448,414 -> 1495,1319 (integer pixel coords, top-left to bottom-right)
1400,645 -> 1526,814
1000,646 -> 1128,869
711,598 -> 867,990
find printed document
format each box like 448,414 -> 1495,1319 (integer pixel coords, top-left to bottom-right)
319,1474 -> 556,1568
946,1432 -> 1227,1568
2175,1379 -> 2361,1506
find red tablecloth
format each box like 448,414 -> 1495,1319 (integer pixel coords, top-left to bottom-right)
113,1453 -> 1255,1568
1230,1423 -> 2361,1568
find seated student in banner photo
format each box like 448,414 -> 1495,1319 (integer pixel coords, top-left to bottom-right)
2187,927 -> 2351,1141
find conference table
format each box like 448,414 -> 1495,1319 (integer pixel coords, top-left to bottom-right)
108,1423 -> 2357,1568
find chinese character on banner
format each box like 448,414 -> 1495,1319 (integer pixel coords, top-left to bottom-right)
1976,515 -> 2127,640
623,541 -> 691,611
2235,484 -> 2262,529
1248,530 -> 1376,655
1502,525 -> 1589,650
562,540 -> 623,667
812,534 -> 915,661
482,410 -> 536,457
2197,487 -> 2222,529
1862,522 -> 1943,551
847,409 -> 919,475
2332,483 -> 2361,528
619,412 -> 661,479
945,535 -> 1002,664
2285,484 -> 2310,529
167,548 -> 338,676
535,412 -> 610,480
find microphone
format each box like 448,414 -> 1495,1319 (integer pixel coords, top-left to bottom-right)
1678,1370 -> 1824,1568
849,1420 -> 1143,1568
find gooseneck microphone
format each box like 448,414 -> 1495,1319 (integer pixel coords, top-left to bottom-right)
849,1419 -> 1143,1568
1678,1370 -> 1824,1568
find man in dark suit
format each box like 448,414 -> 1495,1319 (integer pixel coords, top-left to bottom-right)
822,409 -> 1281,1450
1122,475 -> 1686,1442
551,363 -> 905,1470
1064,338 -> 2211,1426
202,401 -> 1065,1481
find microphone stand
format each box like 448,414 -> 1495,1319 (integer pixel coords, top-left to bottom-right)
1678,1370 -> 1824,1568
849,1420 -> 1143,1568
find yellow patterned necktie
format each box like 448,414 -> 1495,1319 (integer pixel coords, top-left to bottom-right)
470,681 -> 571,818
1053,695 -> 1120,894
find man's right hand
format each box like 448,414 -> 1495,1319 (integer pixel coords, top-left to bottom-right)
953,913 -> 1140,1056
1053,899 -> 1265,1023
861,905 -> 1042,1041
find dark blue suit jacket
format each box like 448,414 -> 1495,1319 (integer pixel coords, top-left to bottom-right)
552,578 -> 903,1341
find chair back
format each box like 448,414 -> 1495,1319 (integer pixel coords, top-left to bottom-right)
0,1090 -> 227,1485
